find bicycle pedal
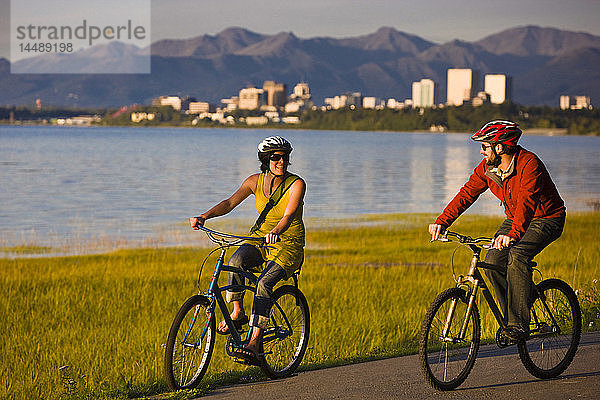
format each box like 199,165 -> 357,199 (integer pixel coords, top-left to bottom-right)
232,357 -> 247,365
538,324 -> 554,334
496,328 -> 517,348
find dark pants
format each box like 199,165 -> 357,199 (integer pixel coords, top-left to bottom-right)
484,216 -> 565,330
226,244 -> 287,329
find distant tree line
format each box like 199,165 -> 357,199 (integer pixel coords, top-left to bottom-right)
297,103 -> 600,135
1,103 -> 599,135
0,105 -> 103,121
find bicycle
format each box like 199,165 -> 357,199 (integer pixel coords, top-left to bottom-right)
164,225 -> 310,390
419,230 -> 582,391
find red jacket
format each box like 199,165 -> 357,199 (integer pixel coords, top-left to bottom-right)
435,146 -> 566,241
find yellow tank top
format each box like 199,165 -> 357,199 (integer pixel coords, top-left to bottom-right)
252,172 -> 305,275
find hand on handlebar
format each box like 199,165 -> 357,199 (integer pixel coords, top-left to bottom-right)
264,231 -> 280,244
428,223 -> 446,241
190,216 -> 206,230
492,234 -> 515,250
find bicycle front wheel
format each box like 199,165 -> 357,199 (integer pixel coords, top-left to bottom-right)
260,285 -> 310,379
419,287 -> 481,391
164,295 -> 215,390
518,278 -> 581,379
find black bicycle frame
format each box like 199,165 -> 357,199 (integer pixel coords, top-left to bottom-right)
451,243 -> 509,340
201,244 -> 296,347
203,246 -> 259,345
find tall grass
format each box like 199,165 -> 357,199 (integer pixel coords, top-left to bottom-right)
1,213 -> 598,399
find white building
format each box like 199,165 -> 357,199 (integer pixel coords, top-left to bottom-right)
472,91 -> 491,107
285,102 -> 303,113
291,82 -> 311,100
447,69 -> 479,106
282,116 -> 300,124
131,112 -> 155,123
153,96 -> 182,111
484,74 -> 511,104
285,82 -> 313,113
560,95 -> 592,110
221,97 -> 239,112
245,116 -> 269,125
574,96 -> 592,110
362,97 -> 377,109
412,78 -> 436,108
325,92 -> 362,110
188,102 -> 215,114
239,87 -> 264,110
386,98 -> 404,109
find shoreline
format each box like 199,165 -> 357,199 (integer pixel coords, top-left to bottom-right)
0,123 -> 584,137
2,211 -> 598,259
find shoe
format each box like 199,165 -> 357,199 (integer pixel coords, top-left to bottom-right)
502,326 -> 529,342
233,347 -> 261,366
217,315 -> 249,335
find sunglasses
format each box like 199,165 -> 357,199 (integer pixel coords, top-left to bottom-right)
481,144 -> 493,151
269,153 -> 289,162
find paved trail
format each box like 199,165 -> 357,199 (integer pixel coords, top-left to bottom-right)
199,331 -> 600,400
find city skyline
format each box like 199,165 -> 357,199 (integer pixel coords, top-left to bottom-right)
1,0 -> 600,60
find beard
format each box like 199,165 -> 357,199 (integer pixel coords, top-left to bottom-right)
486,153 -> 501,167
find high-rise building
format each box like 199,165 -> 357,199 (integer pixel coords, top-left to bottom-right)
263,81 -> 287,108
574,96 -> 592,110
292,82 -> 311,100
447,69 -> 479,106
239,87 -> 264,110
559,95 -> 592,110
286,82 -> 313,113
412,78 -> 436,108
484,74 -> 511,104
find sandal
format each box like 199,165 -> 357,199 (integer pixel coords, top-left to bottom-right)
217,315 -> 249,335
233,347 -> 261,366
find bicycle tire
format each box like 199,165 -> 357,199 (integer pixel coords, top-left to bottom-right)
164,295 -> 215,390
260,285 -> 310,379
419,287 -> 481,391
518,278 -> 581,379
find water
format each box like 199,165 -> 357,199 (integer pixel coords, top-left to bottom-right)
1,125 -> 599,251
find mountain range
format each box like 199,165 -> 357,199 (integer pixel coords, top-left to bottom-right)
1,25 -> 599,108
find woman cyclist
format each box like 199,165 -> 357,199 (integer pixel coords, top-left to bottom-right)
190,136 -> 306,364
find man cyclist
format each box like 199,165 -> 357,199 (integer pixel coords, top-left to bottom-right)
428,120 -> 566,342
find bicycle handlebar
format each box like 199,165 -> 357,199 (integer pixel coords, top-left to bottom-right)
194,224 -> 266,246
435,230 -> 494,249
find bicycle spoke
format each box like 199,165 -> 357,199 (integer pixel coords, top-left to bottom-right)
420,288 -> 480,391
165,296 -> 215,390
518,279 -> 581,379
261,286 -> 309,378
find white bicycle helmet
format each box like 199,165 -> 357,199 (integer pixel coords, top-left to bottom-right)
257,136 -> 293,154
257,136 -> 293,175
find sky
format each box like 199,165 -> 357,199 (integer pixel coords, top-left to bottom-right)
1,0 -> 600,61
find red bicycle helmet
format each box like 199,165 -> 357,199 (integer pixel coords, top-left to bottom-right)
471,120 -> 522,147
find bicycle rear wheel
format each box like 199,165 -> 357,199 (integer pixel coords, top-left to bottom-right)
518,278 -> 581,379
419,287 -> 481,391
164,295 -> 215,390
260,285 -> 310,379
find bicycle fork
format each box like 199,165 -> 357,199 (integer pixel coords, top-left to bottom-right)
442,255 -> 480,343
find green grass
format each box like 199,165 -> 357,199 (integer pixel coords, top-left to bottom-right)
0,245 -> 53,255
1,212 -> 599,399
